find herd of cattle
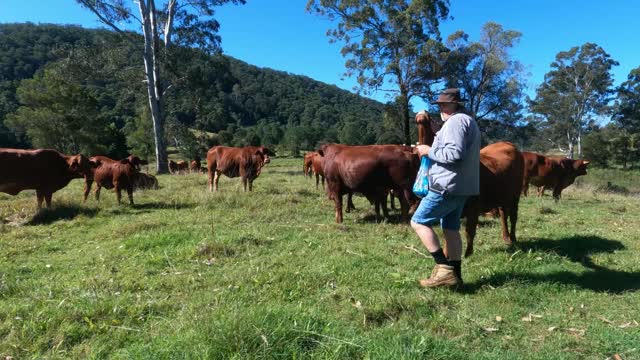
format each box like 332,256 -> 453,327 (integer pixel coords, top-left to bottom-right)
0,114 -> 589,254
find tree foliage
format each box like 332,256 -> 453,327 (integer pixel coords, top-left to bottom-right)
529,43 -> 618,158
444,22 -> 527,122
307,0 -> 450,144
614,66 -> 640,134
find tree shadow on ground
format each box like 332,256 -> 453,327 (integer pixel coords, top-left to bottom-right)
463,235 -> 637,294
513,235 -> 625,269
27,205 -> 99,225
130,202 -> 195,210
357,212 -> 408,225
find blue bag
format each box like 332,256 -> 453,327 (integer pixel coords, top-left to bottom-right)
412,155 -> 431,198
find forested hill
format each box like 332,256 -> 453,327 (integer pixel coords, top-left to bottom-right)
0,23 -> 388,158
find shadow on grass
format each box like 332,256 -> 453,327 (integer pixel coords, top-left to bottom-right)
357,212 -> 409,225
513,235 -> 625,269
463,235 -> 637,294
27,205 -> 99,225
131,201 -> 195,210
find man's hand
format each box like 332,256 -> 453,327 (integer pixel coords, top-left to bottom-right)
415,144 -> 431,157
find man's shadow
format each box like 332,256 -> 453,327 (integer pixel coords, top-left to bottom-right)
463,235 -> 640,294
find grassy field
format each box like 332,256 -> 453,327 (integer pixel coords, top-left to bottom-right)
1,158 -> 639,359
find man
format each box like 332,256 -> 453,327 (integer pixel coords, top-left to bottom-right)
411,88 -> 481,288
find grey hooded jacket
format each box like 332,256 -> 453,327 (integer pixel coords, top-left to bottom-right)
427,112 -> 481,196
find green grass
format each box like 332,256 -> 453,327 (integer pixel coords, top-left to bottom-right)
1,159 -> 639,359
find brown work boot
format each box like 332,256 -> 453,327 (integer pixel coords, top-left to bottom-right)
419,264 -> 460,288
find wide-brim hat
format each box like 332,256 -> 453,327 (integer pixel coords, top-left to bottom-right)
431,88 -> 467,104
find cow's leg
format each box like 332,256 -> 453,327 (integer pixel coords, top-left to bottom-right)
127,185 -> 134,205
208,168 -> 213,192
248,179 -> 254,192
346,193 -> 356,212
315,173 -> 320,189
335,193 -> 344,223
397,189 -> 409,222
390,191 -> 397,210
84,178 -> 93,202
509,199 -> 519,244
552,185 -> 562,201
44,193 -> 52,208
498,207 -> 513,245
241,176 -> 248,192
36,190 -> 44,210
213,171 -> 220,192
321,175 -> 325,190
464,211 -> 480,257
114,182 -> 122,205
537,186 -> 545,197
95,184 -> 102,202
522,179 -> 529,196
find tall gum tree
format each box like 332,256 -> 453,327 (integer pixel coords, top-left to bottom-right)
529,43 -> 618,158
307,0 -> 450,145
76,0 -> 245,173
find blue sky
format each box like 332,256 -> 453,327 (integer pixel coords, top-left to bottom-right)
2,0 -> 639,111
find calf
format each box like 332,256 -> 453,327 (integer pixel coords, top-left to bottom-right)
0,148 -> 95,208
169,160 -> 189,174
311,152 -> 325,190
207,146 -> 274,192
132,172 -> 159,191
318,144 -> 418,223
92,158 -> 139,204
84,155 -> 145,201
190,158 -> 202,174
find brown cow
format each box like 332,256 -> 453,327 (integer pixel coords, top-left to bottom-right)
525,153 -> 589,199
169,160 -> 189,174
318,144 -> 419,223
207,146 -> 274,192
92,158 -> 139,204
132,172 -> 159,191
311,152 -> 326,190
0,148 -> 95,209
416,113 -> 524,257
84,155 -> 145,201
190,158 -> 202,173
303,152 -> 314,177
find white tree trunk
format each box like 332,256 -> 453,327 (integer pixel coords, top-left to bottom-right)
139,0 -> 168,174
577,130 -> 582,159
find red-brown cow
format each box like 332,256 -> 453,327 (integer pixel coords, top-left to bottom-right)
190,158 -> 202,173
132,172 -> 159,191
0,148 -> 95,208
311,152 -> 325,190
207,146 -> 274,192
416,113 -> 524,257
318,144 -> 419,223
84,155 -> 145,201
529,154 -> 590,199
92,158 -> 139,204
303,152 -> 314,178
169,160 -> 189,174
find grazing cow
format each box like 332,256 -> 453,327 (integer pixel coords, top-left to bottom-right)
303,152 -> 314,177
92,158 -> 139,204
84,155 -> 145,201
132,172 -> 159,190
522,152 -> 589,199
207,146 -> 274,192
318,144 -> 419,223
0,148 -> 95,208
311,152 -> 326,190
169,160 -> 189,174
190,158 -> 202,173
416,113 -> 524,257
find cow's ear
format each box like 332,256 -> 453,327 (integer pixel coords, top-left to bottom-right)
69,156 -> 80,171
317,149 -> 324,157
90,160 -> 99,168
119,158 -> 130,165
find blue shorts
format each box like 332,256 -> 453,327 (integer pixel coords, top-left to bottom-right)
411,191 -> 469,230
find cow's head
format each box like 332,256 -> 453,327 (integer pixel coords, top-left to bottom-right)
68,154 -> 96,178
554,159 -> 591,199
256,146 -> 274,164
126,155 -> 145,171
